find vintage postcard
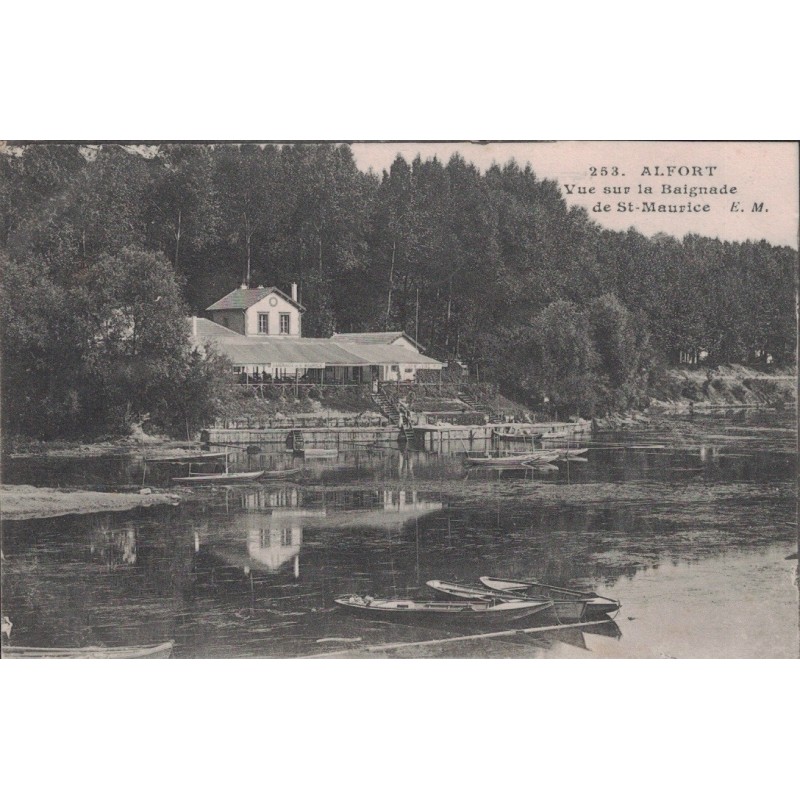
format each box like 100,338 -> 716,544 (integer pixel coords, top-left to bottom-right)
1,140 -> 797,659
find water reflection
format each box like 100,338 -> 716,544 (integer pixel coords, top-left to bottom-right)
1,411 -> 796,657
89,522 -> 137,566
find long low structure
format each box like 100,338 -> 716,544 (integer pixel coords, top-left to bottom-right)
189,316 -> 444,383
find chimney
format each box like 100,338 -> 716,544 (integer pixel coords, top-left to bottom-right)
291,282 -> 298,302
240,282 -> 248,290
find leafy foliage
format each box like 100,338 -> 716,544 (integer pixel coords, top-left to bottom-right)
1,143 -> 796,436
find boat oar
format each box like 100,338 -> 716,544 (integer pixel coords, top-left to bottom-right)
303,618 -> 613,658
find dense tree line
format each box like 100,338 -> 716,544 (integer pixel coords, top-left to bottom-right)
1,143 -> 796,436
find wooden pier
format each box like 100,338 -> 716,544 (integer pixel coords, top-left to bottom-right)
411,420 -> 590,453
202,419 -> 590,453
203,425 -> 404,449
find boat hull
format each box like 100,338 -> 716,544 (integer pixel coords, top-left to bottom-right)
492,432 -> 543,442
1,641 -> 174,659
295,449 -> 338,459
466,452 -> 560,467
427,581 -> 590,623
261,468 -> 303,479
334,596 -> 553,626
172,470 -> 265,484
480,576 -> 620,617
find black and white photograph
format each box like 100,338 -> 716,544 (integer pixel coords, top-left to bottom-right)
1,140 -> 796,660
1,4 -> 798,797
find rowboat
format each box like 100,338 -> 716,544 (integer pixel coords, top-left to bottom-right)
480,576 -> 620,617
492,430 -> 543,442
172,470 -> 265,484
261,467 -> 303,479
466,462 -> 559,474
465,451 -> 560,466
426,580 -> 589,623
1,640 -> 174,659
540,430 -> 572,440
334,594 -> 554,624
144,452 -> 228,464
546,447 -> 589,459
297,448 -> 338,459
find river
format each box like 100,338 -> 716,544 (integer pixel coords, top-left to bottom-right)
2,410 -> 797,658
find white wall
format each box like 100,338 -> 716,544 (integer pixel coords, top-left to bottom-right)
245,292 -> 302,337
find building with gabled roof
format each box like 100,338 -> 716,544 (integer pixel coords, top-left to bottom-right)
206,283 -> 305,338
192,283 -> 444,385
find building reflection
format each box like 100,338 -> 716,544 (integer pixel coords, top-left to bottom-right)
199,487 -> 327,578
195,487 -> 443,581
89,522 -> 137,566
304,489 -> 443,531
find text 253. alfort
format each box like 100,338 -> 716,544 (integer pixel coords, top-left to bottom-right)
589,165 -> 719,177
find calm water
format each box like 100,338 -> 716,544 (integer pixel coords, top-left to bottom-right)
2,411 -> 797,658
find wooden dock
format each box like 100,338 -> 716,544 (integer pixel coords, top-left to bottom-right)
202,420 -> 590,453
411,421 -> 591,453
203,426 -> 404,449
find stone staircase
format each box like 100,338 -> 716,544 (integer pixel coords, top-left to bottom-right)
371,390 -> 402,426
456,390 -> 502,422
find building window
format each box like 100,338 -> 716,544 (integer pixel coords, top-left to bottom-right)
280,313 -> 290,334
258,313 -> 269,334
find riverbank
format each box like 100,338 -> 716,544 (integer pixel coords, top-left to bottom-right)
0,485 -> 181,520
5,437 -> 205,460
650,364 -> 796,413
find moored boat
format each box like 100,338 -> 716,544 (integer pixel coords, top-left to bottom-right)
334,594 -> 554,624
546,447 -> 589,459
492,429 -> 543,442
172,470 -> 265,484
465,451 -> 560,467
1,640 -> 174,659
144,452 -> 228,464
426,580 -> 589,623
480,576 -> 620,617
297,448 -> 338,459
261,467 -> 303,479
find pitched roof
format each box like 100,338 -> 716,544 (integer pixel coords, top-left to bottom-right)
196,336 -> 444,369
331,331 -> 425,351
331,342 -> 442,366
206,286 -> 306,312
204,338 -> 370,367
189,317 -> 247,339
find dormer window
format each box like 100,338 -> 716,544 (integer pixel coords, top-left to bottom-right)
258,313 -> 269,334
280,313 -> 290,334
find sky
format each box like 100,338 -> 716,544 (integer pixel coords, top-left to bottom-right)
350,141 -> 799,248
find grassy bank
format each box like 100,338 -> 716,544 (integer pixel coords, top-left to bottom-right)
650,364 -> 796,413
0,484 -> 181,520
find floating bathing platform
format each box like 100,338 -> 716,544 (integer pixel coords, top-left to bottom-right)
202,426 -> 403,449
412,420 -> 590,453
202,420 -> 590,453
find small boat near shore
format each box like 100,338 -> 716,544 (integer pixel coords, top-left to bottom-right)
261,467 -> 303,479
1,640 -> 174,659
492,429 -> 543,442
465,451 -> 560,467
296,448 -> 338,459
480,576 -> 620,617
144,452 -> 228,464
172,470 -> 265,484
334,594 -> 554,624
547,447 -> 589,459
426,580 -> 589,622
